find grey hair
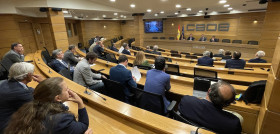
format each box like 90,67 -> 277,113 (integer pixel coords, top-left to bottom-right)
203,51 -> 211,57
8,62 -> 34,81
68,45 -> 76,50
52,49 -> 62,58
153,45 -> 158,50
256,51 -> 265,58
218,49 -> 224,54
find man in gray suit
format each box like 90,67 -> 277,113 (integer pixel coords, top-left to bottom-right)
73,52 -> 106,93
1,43 -> 24,71
63,45 -> 80,66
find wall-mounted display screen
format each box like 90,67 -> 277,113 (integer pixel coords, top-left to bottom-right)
144,21 -> 163,33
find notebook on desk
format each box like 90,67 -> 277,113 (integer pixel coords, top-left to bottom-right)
193,78 -> 217,99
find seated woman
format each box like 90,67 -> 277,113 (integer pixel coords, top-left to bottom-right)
133,51 -> 151,68
5,77 -> 90,134
248,50 -> 267,63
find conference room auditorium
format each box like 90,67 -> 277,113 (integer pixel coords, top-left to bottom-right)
1,0 -> 280,133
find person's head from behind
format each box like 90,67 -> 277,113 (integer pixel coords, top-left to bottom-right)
86,52 -> 98,64
52,49 -> 64,59
153,45 -> 159,51
123,43 -> 129,50
118,55 -> 128,67
207,80 -> 236,109
218,49 -> 224,55
11,42 -> 24,54
68,45 -> 76,53
225,51 -> 231,56
146,46 -> 150,50
8,62 -> 34,83
233,51 -> 241,60
256,50 -> 265,58
155,56 -> 166,71
203,51 -> 211,57
134,51 -> 146,65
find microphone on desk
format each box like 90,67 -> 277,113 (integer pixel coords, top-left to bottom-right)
38,62 -> 52,74
84,87 -> 107,101
24,60 -> 33,63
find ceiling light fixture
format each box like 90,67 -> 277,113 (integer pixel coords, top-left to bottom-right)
219,0 -> 227,4
199,10 -> 203,13
154,14 -> 158,16
175,12 -> 178,15
124,16 -> 127,18
130,4 -> 135,8
120,15 -> 124,17
160,11 -> 164,14
102,15 -> 106,18
186,8 -> 191,11
224,4 -> 230,7
176,4 -> 181,8
62,11 -> 68,14
147,9 -> 152,12
114,13 -> 118,15
110,0 -> 115,2
228,7 -> 233,10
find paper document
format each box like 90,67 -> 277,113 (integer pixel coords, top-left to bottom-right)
118,46 -> 124,54
90,64 -> 96,67
131,66 -> 141,82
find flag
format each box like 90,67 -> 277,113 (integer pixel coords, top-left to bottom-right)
181,26 -> 185,40
176,25 -> 180,40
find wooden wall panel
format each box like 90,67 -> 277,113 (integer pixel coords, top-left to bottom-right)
65,19 -> 80,46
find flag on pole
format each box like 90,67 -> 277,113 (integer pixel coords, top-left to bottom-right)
181,26 -> 185,40
177,25 -> 181,40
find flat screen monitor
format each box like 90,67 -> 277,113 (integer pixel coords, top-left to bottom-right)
144,21 -> 163,33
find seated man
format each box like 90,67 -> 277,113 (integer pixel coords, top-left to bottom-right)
93,41 -> 105,57
197,51 -> 214,67
248,50 -> 267,63
110,43 -> 119,52
187,33 -> 195,41
1,43 -> 24,71
63,45 -> 80,66
144,46 -> 152,53
213,49 -> 224,57
225,51 -> 246,69
210,36 -> 218,42
50,49 -> 74,72
144,56 -> 171,113
110,55 -> 137,102
74,52 -> 106,92
121,43 -> 131,55
178,81 -> 242,134
222,50 -> 232,60
0,62 -> 43,133
199,34 -> 207,41
152,45 -> 161,55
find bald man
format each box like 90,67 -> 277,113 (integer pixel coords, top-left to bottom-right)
178,81 -> 242,134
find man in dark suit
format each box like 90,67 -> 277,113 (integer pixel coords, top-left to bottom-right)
222,50 -> 232,60
199,34 -> 207,41
197,51 -> 214,67
144,56 -> 171,113
248,50 -> 267,63
50,49 -> 74,73
225,51 -> 246,69
121,43 -> 131,55
110,43 -> 119,52
109,55 -> 137,102
210,36 -> 218,42
1,43 -> 24,71
187,33 -> 195,41
152,45 -> 161,55
178,81 -> 242,134
0,62 -> 44,133
63,45 -> 80,66
93,41 -> 105,57
213,49 -> 224,57
144,46 -> 152,53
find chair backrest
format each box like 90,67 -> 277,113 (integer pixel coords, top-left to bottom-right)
152,37 -> 158,39
145,54 -> 156,60
170,50 -> 178,54
172,110 -> 200,126
131,46 -> 136,50
59,69 -> 73,80
169,37 -> 175,40
135,65 -> 151,70
248,41 -> 258,45
186,55 -> 198,59
181,52 -> 190,55
84,47 -> 89,53
106,53 -> 118,63
41,50 -> 53,63
171,53 -> 182,58
193,53 -> 203,56
103,78 -> 126,102
166,64 -> 180,76
0,60 -> 8,80
194,68 -> 217,79
232,40 -> 242,44
222,39 -> 231,43
160,37 -> 166,39
158,48 -> 165,52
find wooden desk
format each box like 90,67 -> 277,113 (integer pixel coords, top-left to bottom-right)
34,50 -> 213,134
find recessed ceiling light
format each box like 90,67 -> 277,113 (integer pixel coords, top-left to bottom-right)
102,15 -> 106,18
110,0 -> 115,2
62,11 -> 68,14
114,13 -> 118,15
130,4 -> 135,8
224,4 -> 230,7
228,7 -> 233,10
147,9 -> 152,12
85,15 -> 88,17
186,8 -> 191,11
154,14 -> 158,16
160,11 -> 164,14
176,4 -> 181,8
219,0 -> 227,4
175,12 -> 178,15
124,16 -> 127,18
120,15 -> 124,17
199,10 -> 203,13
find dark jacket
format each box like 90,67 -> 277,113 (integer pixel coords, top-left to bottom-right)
1,50 -> 24,71
187,37 -> 195,41
248,58 -> 267,63
225,59 -> 246,69
122,49 -> 131,55
222,55 -> 232,60
210,38 -> 218,42
50,59 -> 68,73
93,45 -> 104,57
152,50 -> 161,55
197,56 -> 214,67
0,79 -> 34,133
144,50 -> 152,53
199,37 -> 207,41
178,95 -> 242,134
111,46 -> 119,52
213,54 -> 224,57
63,50 -> 79,66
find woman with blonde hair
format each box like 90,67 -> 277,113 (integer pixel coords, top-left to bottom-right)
133,51 -> 151,67
5,77 -> 91,134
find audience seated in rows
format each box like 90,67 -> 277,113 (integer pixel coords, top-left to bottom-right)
222,51 -> 232,60
213,49 -> 224,57
199,34 -> 207,41
51,49 -> 75,73
0,62 -> 44,133
1,43 -> 24,71
122,43 -> 131,55
144,46 -> 152,53
225,51 -> 246,69
133,51 -> 151,67
187,34 -> 195,41
110,43 -> 119,52
93,41 -> 105,57
5,77 -> 91,134
178,81 -> 242,134
89,37 -> 105,52
152,45 -> 161,55
210,36 -> 218,42
249,51 -> 267,63
197,51 -> 214,67
144,56 -> 171,113
63,45 -> 80,66
110,55 -> 137,102
74,52 -> 106,93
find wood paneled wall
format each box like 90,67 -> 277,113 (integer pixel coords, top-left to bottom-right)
65,19 -> 80,46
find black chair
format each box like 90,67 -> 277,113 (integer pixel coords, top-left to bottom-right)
131,46 -> 137,50
103,78 -> 128,102
152,37 -> 158,39
130,86 -> 176,116
186,55 -> 197,59
106,53 -> 118,63
84,47 -> 89,53
135,65 -> 151,70
192,53 -> 203,56
181,52 -> 190,55
158,48 -> 165,52
164,57 -> 172,62
150,46 -> 154,49
145,54 -> 156,60
0,60 -> 8,80
166,64 -> 180,76
248,41 -> 258,45
59,69 -> 73,80
222,39 -> 231,43
170,50 -> 178,54
160,37 -> 166,40
194,68 -> 217,79
41,51 -> 53,63
128,63 -> 133,67
169,37 -> 175,40
171,53 -> 181,58
232,40 -> 242,44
